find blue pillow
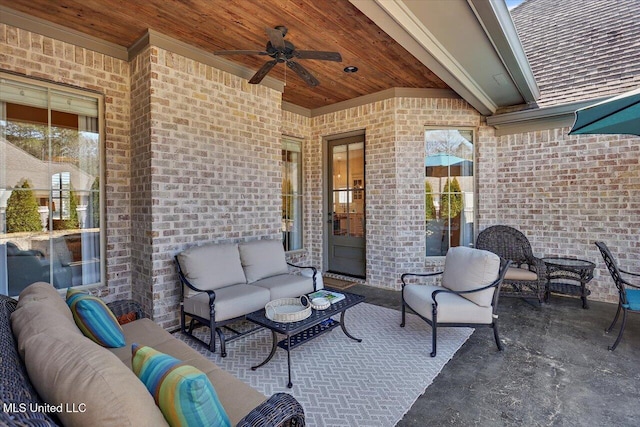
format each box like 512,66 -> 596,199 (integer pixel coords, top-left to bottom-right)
66,289 -> 126,348
132,344 -> 231,427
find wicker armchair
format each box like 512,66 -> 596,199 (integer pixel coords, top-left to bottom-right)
475,225 -> 546,304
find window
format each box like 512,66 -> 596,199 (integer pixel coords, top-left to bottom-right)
425,128 -> 475,256
1,74 -> 104,296
282,138 -> 303,251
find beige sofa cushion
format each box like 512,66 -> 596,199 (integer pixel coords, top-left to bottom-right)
21,329 -> 168,427
16,282 -> 74,322
403,284 -> 493,324
109,318 -> 267,425
11,282 -> 82,358
441,246 -> 500,307
252,273 -> 314,300
505,266 -> 538,281
177,243 -> 247,293
183,284 -> 270,322
239,240 -> 289,283
11,303 -> 82,359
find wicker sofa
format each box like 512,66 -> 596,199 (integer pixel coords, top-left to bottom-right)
175,239 -> 318,356
0,283 -> 305,426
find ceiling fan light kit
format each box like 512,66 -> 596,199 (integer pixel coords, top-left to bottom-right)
214,26 -> 342,87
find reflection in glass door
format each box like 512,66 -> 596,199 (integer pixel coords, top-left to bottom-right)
328,136 -> 365,277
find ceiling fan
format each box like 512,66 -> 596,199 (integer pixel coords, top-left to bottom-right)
213,26 -> 342,87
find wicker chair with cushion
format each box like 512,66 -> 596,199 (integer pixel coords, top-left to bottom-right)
401,246 -> 510,357
475,225 -> 546,304
595,241 -> 640,351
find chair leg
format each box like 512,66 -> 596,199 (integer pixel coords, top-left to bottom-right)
216,327 -> 227,358
493,322 -> 504,351
605,303 -> 622,333
180,307 -> 186,333
400,300 -> 406,327
208,321 -> 216,353
430,305 -> 437,357
608,309 -> 627,351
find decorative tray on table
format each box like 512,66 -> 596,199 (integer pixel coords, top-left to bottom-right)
265,296 -> 311,323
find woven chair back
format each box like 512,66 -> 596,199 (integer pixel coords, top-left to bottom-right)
476,225 -> 534,265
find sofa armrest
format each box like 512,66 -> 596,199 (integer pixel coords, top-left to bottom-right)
287,262 -> 318,291
107,299 -> 146,322
236,393 -> 305,427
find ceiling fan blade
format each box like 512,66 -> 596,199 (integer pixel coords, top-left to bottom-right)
294,51 -> 342,62
213,50 -> 269,56
286,61 -> 319,87
265,27 -> 286,51
249,60 -> 278,84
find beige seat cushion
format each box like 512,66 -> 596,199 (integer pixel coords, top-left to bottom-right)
109,318 -> 267,425
252,273 -> 314,300
111,318 -> 224,374
177,243 -> 247,295
239,240 -> 289,283
206,367 -> 267,425
441,246 -> 500,307
21,329 -> 168,427
108,317 -> 186,366
505,266 -> 538,281
183,284 -> 270,321
404,284 -> 494,324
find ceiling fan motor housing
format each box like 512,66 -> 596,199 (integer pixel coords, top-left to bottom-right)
266,40 -> 296,62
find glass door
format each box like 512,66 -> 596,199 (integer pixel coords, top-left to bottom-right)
327,135 -> 365,277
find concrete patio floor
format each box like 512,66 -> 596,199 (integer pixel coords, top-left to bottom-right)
349,284 -> 640,426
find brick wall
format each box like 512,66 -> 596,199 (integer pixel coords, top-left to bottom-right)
286,96 -> 490,290
142,46 -> 283,328
491,129 -> 640,303
0,24 -> 132,301
130,45 -> 154,313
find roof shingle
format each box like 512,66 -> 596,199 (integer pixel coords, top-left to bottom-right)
511,0 -> 640,106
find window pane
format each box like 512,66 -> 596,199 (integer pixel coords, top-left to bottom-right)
1,75 -> 102,296
282,139 -> 303,251
425,129 -> 474,256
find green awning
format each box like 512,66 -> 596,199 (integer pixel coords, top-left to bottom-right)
569,87 -> 640,136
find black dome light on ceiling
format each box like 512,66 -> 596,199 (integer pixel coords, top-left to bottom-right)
343,66 -> 358,73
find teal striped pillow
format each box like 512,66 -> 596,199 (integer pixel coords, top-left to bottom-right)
66,289 -> 126,348
132,344 -> 231,427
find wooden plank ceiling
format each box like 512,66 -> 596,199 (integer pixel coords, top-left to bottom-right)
5,0 -> 449,110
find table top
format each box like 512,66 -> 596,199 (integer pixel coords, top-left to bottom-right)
246,288 -> 365,335
541,257 -> 595,269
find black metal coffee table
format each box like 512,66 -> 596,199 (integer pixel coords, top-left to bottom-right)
246,288 -> 365,388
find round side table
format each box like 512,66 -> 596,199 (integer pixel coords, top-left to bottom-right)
541,257 -> 595,309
